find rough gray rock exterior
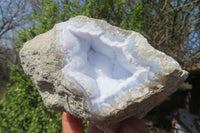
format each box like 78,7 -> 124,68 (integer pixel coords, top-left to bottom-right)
20,16 -> 188,132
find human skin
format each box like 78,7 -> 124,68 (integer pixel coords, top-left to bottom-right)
62,112 -> 149,133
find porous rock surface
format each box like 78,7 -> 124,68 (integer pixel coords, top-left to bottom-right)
20,16 -> 188,132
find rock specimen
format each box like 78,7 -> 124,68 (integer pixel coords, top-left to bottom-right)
20,16 -> 188,132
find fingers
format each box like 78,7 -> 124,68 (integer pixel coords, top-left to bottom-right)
62,112 -> 103,133
62,112 -> 85,133
119,117 -> 149,133
87,121 -> 104,133
62,112 -> 149,133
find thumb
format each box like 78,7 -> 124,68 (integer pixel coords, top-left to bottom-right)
62,112 -> 85,133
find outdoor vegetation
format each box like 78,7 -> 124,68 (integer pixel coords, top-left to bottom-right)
0,0 -> 199,132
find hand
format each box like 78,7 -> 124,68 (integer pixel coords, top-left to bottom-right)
62,112 -> 149,133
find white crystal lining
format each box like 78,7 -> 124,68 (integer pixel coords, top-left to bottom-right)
59,22 -> 157,107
